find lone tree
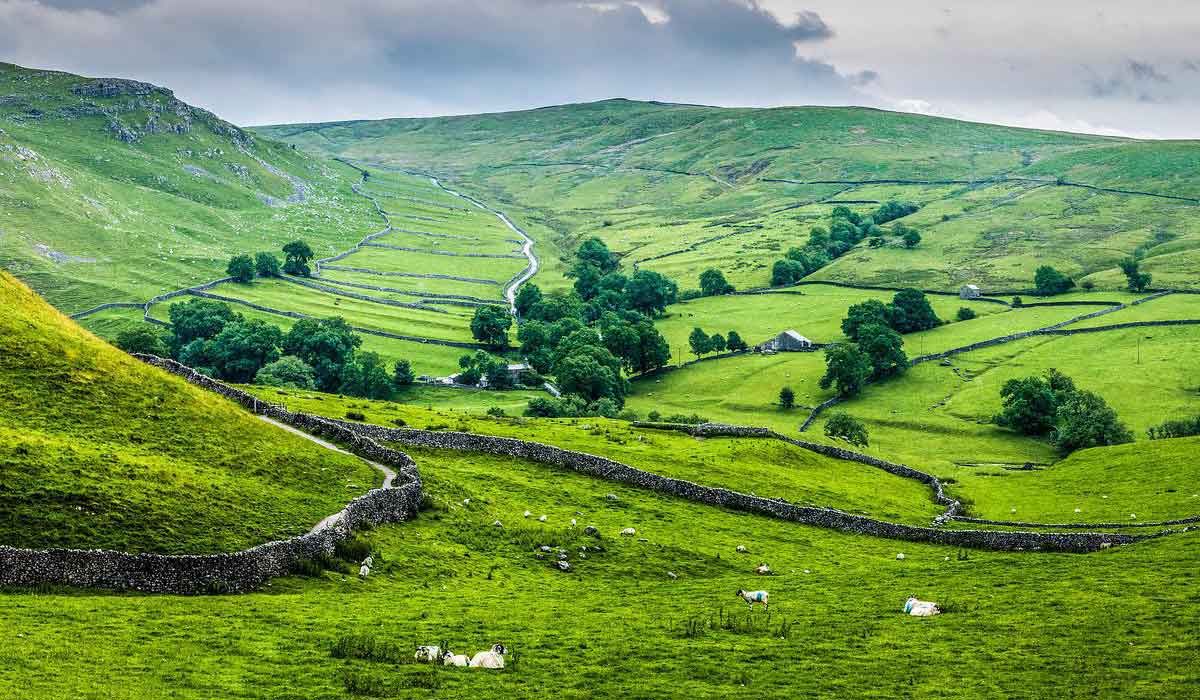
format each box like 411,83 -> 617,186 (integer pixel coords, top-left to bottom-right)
901,227 -> 922,249
470,305 -> 513,347
1119,257 -> 1152,292
824,413 -> 869,447
956,307 -> 977,321
779,386 -> 796,409
1053,390 -> 1133,453
282,240 -> 314,276
819,343 -> 872,398
226,254 -> 256,283
392,359 -> 415,387
699,268 -> 735,296
255,252 -> 281,278
1034,265 -> 1076,296
688,327 -> 711,359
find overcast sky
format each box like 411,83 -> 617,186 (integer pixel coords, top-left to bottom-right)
2,0 -> 1199,138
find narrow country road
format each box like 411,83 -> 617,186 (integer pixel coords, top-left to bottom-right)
428,175 -> 539,312
257,415 -> 398,532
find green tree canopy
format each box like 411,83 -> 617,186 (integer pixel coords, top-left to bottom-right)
470,305 -> 513,347
726,330 -> 747,352
824,413 -> 869,447
887,289 -> 941,333
514,283 -> 543,318
210,319 -> 283,383
1053,390 -> 1133,453
688,327 -> 711,359
779,386 -> 795,409
340,351 -> 393,399
1034,266 -> 1076,296
168,298 -> 239,348
1119,258 -> 1152,292
255,252 -> 281,278
624,269 -> 677,316
255,355 -> 316,389
226,254 -> 256,283
114,326 -> 169,357
574,237 -> 618,275
841,299 -> 889,342
819,343 -> 872,398
282,239 -> 314,276
699,268 -> 735,296
856,323 -> 908,379
282,316 -> 361,392
392,359 -> 415,387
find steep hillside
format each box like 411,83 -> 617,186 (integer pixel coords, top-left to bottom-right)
0,62 -> 378,315
261,99 -> 1200,291
0,271 -> 380,554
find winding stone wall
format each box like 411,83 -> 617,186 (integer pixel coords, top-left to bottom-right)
330,420 -> 1165,553
0,356 -> 422,594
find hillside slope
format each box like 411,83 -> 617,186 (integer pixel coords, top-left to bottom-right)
260,99 -> 1200,291
0,271 -> 380,554
0,62 -> 378,315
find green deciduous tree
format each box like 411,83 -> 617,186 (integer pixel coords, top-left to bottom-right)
114,326 -> 169,357
824,412 -> 869,447
255,355 -> 316,389
1119,258 -> 1152,292
699,268 -> 735,296
210,319 -> 283,383
255,252 -> 281,278
819,343 -> 872,398
856,323 -> 908,379
168,298 -> 239,349
1053,390 -> 1133,453
514,283 -> 542,318
956,307 -> 977,321
901,228 -> 922,249
282,239 -> 314,276
574,237 -> 618,275
624,269 -> 677,316
392,359 -> 415,387
688,327 -> 711,359
282,316 -> 362,392
842,299 -> 889,342
726,330 -> 747,352
779,386 -> 795,409
226,254 -> 256,283
470,305 -> 513,346
1034,266 -> 1076,296
993,376 -> 1058,436
340,351 -> 393,399
887,289 -> 941,333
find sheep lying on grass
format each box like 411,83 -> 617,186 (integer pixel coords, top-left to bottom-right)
904,597 -> 941,617
441,651 -> 470,667
415,645 -> 441,662
754,563 -> 773,576
469,644 -> 507,669
736,589 -> 769,611
620,527 -> 636,536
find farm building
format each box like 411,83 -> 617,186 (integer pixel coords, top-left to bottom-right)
960,284 -> 982,299
761,330 -> 813,352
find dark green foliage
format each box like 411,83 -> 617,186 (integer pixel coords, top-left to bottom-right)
392,359 -> 414,387
470,305 -> 513,346
842,299 -> 889,341
281,239 -> 314,276
1119,257 -> 1152,292
1034,266 -> 1076,296
514,283 -> 543,318
872,201 -> 919,225
886,289 -> 941,333
282,316 -> 362,392
1053,390 -> 1133,453
254,252 -> 281,278
689,327 -> 710,359
709,333 -> 727,353
699,268 -> 735,296
956,307 -> 977,321
334,535 -> 373,563
901,228 -> 922,249
662,413 -> 710,425
779,387 -> 795,409
770,259 -> 806,286
554,345 -> 626,404
1012,296 -> 1023,307
624,269 -> 678,316
856,323 -> 908,379
1147,416 -> 1200,440
456,352 -> 514,390
255,355 -> 317,389
726,330 -> 747,352
226,254 -> 256,283
1081,280 -> 1096,291
824,413 -> 869,447
344,411 -> 366,421
599,312 -> 670,374
209,319 -> 283,382
526,290 -> 583,323
114,326 -> 169,356
524,395 -> 620,418
574,237 -> 618,275
573,263 -> 603,300
339,352 -> 393,399
168,298 -> 238,348
820,343 -> 872,398
994,376 -> 1059,436
486,406 -> 507,418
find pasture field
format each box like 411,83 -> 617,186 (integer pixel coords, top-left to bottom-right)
331,245 -> 527,286
2,437 -> 1197,699
0,271 -> 380,554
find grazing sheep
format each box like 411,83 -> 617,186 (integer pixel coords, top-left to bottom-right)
571,518 -> 577,527
469,644 -> 507,669
896,553 -> 905,560
442,651 -> 470,667
736,589 -> 769,611
620,527 -> 636,536
523,510 -> 532,518
358,564 -> 371,578
667,571 -> 677,580
1100,542 -> 1112,549
904,597 -> 941,617
493,520 -> 503,528
556,560 -> 571,571
415,645 -> 442,662
735,545 -> 747,553
754,563 -> 773,576
538,515 -> 548,522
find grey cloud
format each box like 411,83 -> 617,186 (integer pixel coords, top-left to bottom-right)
1085,59 -> 1173,102
0,0 -> 866,123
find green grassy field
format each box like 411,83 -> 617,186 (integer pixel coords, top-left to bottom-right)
0,271 -> 380,554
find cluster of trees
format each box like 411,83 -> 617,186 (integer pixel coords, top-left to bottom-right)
1033,265 -> 1076,296
453,351 -> 536,390
770,202 -> 921,287
1147,415 -> 1200,441
504,238 -> 674,412
225,240 -> 315,283
114,298 -> 414,399
687,328 -> 747,359
818,289 -> 940,398
679,268 -> 736,299
993,368 -> 1132,453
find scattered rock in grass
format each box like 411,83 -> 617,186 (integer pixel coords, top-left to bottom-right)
539,546 -> 552,552
584,525 -> 599,537
638,538 -> 648,542
754,563 -> 772,575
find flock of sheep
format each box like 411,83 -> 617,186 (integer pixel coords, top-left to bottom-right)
414,644 -> 507,669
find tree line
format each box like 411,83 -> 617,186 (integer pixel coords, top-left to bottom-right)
771,202 -> 921,287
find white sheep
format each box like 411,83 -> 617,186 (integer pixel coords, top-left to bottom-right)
735,545 -> 747,553
469,644 -> 507,669
358,564 -> 371,578
538,515 -> 547,522
620,527 -> 636,536
442,651 -> 470,667
415,645 -> 441,662
736,589 -> 769,610
754,563 -> 772,576
896,553 -> 906,561
904,597 -> 941,617
523,510 -> 532,518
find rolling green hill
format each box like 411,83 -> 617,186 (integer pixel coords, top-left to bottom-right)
0,270 -> 381,554
259,99 -> 1200,292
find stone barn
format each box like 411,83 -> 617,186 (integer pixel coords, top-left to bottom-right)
762,330 -> 813,352
960,284 -> 982,299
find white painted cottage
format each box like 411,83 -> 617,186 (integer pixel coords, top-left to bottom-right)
763,330 -> 813,352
